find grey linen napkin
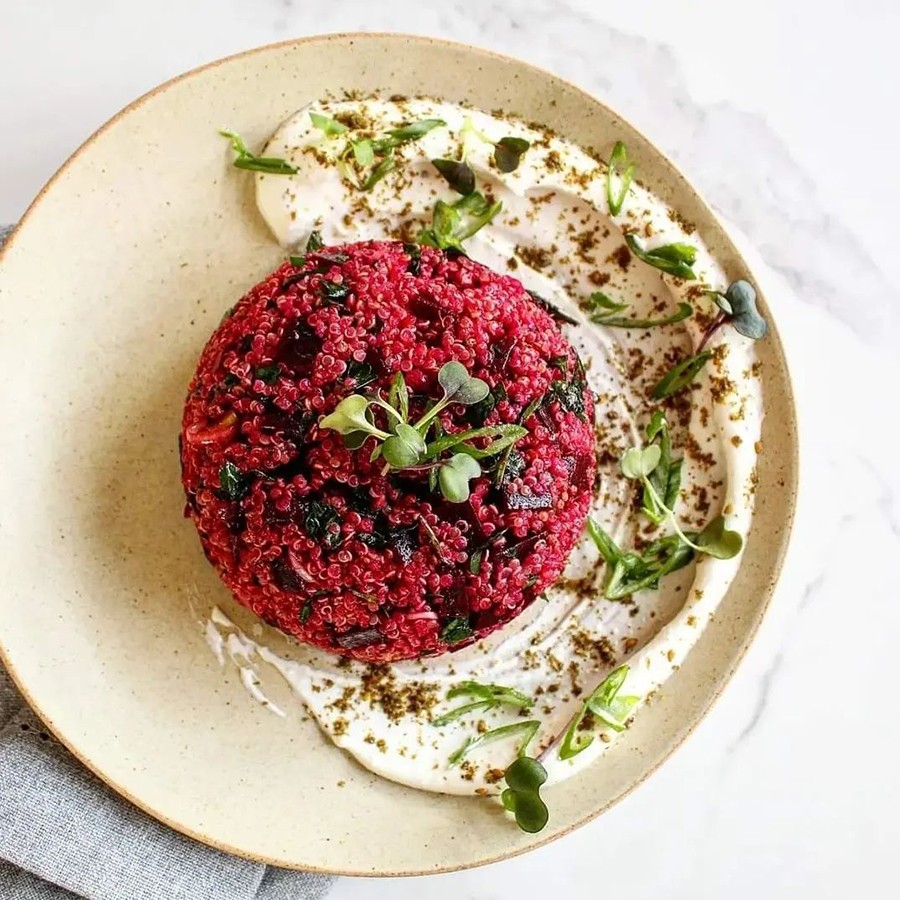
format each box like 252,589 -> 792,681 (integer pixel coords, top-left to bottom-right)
0,225 -> 334,900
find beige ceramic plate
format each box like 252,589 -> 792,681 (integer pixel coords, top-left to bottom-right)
0,34 -> 797,875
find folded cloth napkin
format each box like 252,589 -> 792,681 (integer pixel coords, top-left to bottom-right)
0,225 -> 334,900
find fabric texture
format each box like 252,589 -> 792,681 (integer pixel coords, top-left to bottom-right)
0,224 -> 334,900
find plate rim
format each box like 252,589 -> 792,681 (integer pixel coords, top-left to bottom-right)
0,31 -> 799,876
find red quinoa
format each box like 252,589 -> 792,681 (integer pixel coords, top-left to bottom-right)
181,240 -> 595,661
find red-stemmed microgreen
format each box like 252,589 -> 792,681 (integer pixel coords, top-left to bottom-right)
652,279 -> 768,399
493,136 -> 530,173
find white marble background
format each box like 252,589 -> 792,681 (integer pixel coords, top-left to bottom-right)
2,1 -> 898,897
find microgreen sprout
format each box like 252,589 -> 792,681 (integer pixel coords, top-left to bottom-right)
493,136 -> 530,173
437,452 -> 482,503
619,440 -> 743,559
584,411 -> 742,599
501,757 -> 549,833
432,119 -> 531,195
318,362 -> 525,503
652,279 -> 768,399
641,411 -> 683,526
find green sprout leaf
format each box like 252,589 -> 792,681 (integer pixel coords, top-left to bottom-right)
343,430 -> 370,450
319,395 -> 389,440
337,119 -> 444,193
408,360 -> 489,434
306,230 -> 324,252
449,719 -> 539,767
309,112 -> 348,136
219,129 -> 299,175
447,681 -> 533,706
723,279 -> 767,340
438,453 -> 482,503
586,517 -> 625,567
559,665 -> 637,760
494,136 -> 530,173
587,518 -> 694,600
695,515 -> 743,559
438,361 -> 490,405
501,757 -> 549,833
651,350 -> 713,400
602,533 -> 694,600
431,158 -> 476,195
382,423 -> 428,468
594,303 -> 693,329
625,233 -> 697,280
606,141 -> 635,216
620,444 -> 662,479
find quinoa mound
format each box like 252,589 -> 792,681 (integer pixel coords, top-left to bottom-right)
181,240 -> 596,662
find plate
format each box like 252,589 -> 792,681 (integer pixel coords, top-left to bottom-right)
0,33 -> 797,874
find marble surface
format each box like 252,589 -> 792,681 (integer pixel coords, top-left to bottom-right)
2,1 -> 898,897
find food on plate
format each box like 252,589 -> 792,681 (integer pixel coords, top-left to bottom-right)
181,240 -> 596,662
188,95 -> 768,832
